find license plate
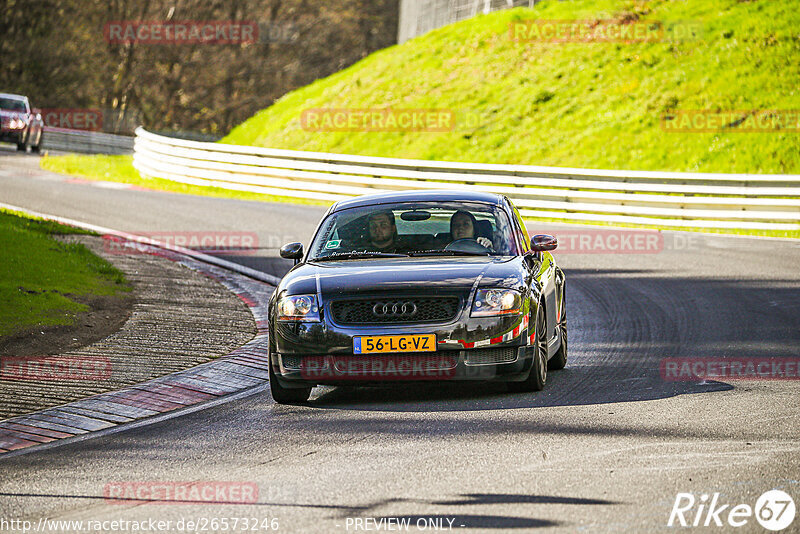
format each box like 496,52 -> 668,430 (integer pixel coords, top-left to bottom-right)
354,334 -> 436,354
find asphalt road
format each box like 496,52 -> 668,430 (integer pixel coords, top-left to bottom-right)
1,152 -> 799,533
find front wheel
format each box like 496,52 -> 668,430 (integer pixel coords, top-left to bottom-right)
31,132 -> 42,153
508,305 -> 547,393
269,359 -> 312,404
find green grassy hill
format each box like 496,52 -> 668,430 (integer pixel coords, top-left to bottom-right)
223,0 -> 800,173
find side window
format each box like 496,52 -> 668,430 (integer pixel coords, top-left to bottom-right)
510,203 -> 530,253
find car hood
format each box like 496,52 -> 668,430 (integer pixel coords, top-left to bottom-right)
0,110 -> 25,118
278,256 -> 526,298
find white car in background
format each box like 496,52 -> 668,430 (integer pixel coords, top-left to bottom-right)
0,93 -> 44,152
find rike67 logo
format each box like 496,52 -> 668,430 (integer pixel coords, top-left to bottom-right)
669,490 -> 795,531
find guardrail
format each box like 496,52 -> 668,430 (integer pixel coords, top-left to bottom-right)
42,127 -> 134,155
133,127 -> 800,231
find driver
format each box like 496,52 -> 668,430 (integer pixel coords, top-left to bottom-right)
366,210 -> 400,252
450,210 -> 493,249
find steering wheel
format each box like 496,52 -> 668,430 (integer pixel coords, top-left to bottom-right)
444,238 -> 490,254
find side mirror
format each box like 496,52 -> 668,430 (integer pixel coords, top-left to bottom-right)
280,242 -> 304,263
530,234 -> 558,252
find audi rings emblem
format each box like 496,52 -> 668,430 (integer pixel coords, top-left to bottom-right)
372,301 -> 418,317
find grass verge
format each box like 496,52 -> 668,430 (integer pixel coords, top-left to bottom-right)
0,209 -> 131,337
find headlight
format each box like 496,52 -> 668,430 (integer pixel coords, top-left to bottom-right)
277,294 -> 320,322
471,288 -> 522,317
10,118 -> 24,129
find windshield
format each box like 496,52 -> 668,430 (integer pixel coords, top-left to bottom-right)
0,98 -> 26,112
308,201 -> 519,261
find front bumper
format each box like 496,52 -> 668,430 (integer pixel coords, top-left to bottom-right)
272,345 -> 533,386
270,291 -> 535,386
0,129 -> 24,143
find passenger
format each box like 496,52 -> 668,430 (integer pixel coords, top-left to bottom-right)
450,210 -> 493,249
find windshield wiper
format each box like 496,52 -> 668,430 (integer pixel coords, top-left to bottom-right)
311,252 -> 409,262
407,250 -> 489,256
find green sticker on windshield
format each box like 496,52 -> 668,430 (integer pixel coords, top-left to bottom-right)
325,240 -> 341,249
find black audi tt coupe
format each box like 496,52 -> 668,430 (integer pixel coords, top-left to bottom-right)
268,190 -> 567,403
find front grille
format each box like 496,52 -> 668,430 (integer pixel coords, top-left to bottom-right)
464,347 -> 518,365
330,297 -> 460,325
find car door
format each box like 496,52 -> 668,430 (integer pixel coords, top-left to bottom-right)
538,249 -> 558,354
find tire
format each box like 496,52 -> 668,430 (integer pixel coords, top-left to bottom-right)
508,304 -> 547,392
548,279 -> 567,371
269,357 -> 312,404
31,132 -> 42,153
16,137 -> 27,152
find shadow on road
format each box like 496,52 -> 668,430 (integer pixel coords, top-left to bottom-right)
296,270 -> 800,412
305,371 -> 731,413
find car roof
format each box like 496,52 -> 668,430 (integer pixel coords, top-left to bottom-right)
0,93 -> 27,100
330,190 -> 505,212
